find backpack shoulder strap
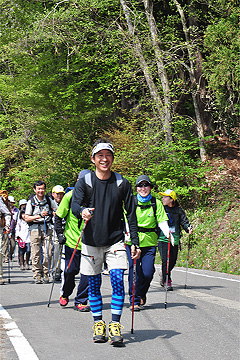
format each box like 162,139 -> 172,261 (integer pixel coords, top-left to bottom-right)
45,195 -> 53,210
151,197 -> 157,219
114,172 -> 123,187
83,172 -> 94,207
134,195 -> 138,207
151,197 -> 159,231
114,172 -> 124,200
85,172 -> 92,188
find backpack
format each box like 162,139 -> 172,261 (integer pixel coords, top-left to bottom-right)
83,171 -> 124,206
0,191 -> 11,228
134,196 -> 160,237
28,194 -> 53,226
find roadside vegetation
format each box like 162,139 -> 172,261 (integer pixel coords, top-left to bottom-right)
1,1 -> 239,275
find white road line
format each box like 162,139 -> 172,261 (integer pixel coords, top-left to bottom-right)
174,268 -> 240,282
0,304 -> 39,360
154,265 -> 240,283
177,289 -> 240,311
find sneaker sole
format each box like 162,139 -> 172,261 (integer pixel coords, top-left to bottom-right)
74,306 -> 90,312
93,337 -> 107,343
110,338 -> 123,346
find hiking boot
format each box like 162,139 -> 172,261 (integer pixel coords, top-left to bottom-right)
140,295 -> 146,306
59,296 -> 69,307
0,277 -> 5,285
74,304 -> 90,312
166,280 -> 173,291
35,276 -> 43,284
129,304 -> 140,311
42,275 -> 49,284
54,274 -> 61,282
25,264 -> 30,270
92,320 -> 106,343
20,264 -> 25,271
108,322 -> 124,345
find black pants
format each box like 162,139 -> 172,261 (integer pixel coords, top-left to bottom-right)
62,245 -> 88,305
158,241 -> 178,283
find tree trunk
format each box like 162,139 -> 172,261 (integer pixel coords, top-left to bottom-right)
143,0 -> 172,142
173,0 -> 207,161
119,0 -> 171,143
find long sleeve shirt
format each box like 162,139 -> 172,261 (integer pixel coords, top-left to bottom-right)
71,172 -> 139,247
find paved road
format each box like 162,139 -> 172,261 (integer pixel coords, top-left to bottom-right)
0,259 -> 239,360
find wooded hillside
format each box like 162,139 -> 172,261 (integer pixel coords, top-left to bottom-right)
1,0 -> 239,197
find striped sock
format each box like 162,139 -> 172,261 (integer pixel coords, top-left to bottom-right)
88,274 -> 102,321
110,269 -> 125,322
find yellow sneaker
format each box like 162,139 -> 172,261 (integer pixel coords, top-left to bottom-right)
108,322 -> 124,345
92,320 -> 106,343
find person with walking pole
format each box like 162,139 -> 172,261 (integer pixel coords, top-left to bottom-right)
54,170 -> 92,312
71,139 -> 141,345
25,181 -> 57,284
0,190 -> 11,285
158,189 -> 193,291
126,175 -> 172,311
184,228 -> 193,289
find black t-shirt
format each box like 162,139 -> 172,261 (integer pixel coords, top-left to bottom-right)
71,172 -> 139,247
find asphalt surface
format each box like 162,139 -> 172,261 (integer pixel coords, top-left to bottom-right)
0,258 -> 239,360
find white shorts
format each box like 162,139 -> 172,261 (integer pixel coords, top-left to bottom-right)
80,241 -> 128,275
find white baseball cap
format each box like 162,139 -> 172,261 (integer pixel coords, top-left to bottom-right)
52,185 -> 65,193
8,195 -> 15,203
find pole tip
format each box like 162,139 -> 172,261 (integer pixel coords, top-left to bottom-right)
131,329 -> 134,334
184,285 -> 187,289
164,302 -> 167,309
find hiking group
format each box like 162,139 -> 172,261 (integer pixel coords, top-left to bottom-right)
0,138 -> 193,346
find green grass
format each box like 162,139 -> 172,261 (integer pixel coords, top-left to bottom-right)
155,198 -> 240,275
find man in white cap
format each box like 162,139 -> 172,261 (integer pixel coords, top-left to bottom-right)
71,139 -> 141,346
52,185 -> 65,208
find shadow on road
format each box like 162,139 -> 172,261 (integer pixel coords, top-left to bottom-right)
123,328 -> 181,343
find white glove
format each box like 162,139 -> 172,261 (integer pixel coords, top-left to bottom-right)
158,221 -> 175,246
170,233 -> 175,246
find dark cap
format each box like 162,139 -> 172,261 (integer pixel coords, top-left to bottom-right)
135,175 -> 153,187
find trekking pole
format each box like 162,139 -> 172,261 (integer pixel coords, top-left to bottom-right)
7,234 -> 11,283
47,245 -> 63,307
164,232 -> 171,309
66,219 -> 88,272
52,221 -> 55,273
184,230 -> 192,289
131,258 -> 137,334
11,240 -> 17,269
43,218 -> 50,276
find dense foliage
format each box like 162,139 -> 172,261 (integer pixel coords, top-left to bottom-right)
0,0 -> 239,202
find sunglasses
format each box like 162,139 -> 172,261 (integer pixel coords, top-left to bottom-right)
137,183 -> 150,188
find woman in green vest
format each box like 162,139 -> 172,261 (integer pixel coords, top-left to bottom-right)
126,175 -> 174,311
